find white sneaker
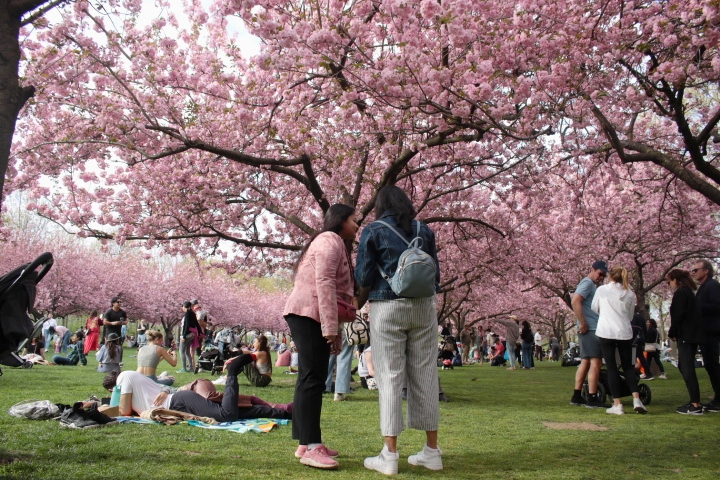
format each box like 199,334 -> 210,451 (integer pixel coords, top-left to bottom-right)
659,373 -> 667,379
158,371 -> 168,378
212,375 -> 227,385
364,445 -> 399,475
606,404 -> 624,415
334,393 -> 346,402
633,398 -> 648,414
408,445 -> 443,471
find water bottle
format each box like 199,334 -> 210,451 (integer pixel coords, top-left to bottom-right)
109,385 -> 121,407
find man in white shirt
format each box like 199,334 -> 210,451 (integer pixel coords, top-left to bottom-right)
534,331 -> 543,361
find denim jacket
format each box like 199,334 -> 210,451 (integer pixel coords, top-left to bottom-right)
355,215 -> 440,300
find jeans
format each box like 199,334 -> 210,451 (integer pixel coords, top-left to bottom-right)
180,332 -> 195,371
677,341 -> 701,404
52,355 -> 78,365
521,342 -> 534,368
326,331 -> 353,394
285,314 -> 330,445
599,337 -> 639,400
506,341 -> 517,368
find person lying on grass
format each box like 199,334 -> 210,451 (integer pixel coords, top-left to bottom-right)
102,354 -> 292,421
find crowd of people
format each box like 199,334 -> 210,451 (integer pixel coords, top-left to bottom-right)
12,186 -> 720,476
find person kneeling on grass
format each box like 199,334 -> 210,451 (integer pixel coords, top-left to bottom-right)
102,354 -> 291,421
52,332 -> 87,366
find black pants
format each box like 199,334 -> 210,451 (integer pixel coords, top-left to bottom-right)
169,355 -> 290,422
677,342 -> 701,404
635,342 -> 652,375
701,334 -> 720,402
599,337 -> 639,400
285,314 -> 330,445
645,349 -> 665,374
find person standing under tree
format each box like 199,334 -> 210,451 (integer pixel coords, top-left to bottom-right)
103,297 -> 127,361
569,261 -> 608,409
690,259 -> 720,413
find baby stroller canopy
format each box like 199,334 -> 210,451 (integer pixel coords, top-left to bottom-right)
0,253 -> 53,362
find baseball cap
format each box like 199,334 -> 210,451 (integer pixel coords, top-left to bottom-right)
592,260 -> 608,273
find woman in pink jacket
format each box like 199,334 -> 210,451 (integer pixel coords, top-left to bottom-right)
283,203 -> 358,470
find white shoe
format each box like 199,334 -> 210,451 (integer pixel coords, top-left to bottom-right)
334,393 -> 346,402
364,445 -> 398,475
659,373 -> 667,379
212,375 -> 227,385
606,404 -> 624,415
408,445 -> 443,471
158,371 -> 168,378
633,398 -> 648,414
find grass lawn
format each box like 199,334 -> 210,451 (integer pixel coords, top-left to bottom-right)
1,351 -> 718,479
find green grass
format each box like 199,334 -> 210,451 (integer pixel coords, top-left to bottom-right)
1,352 -> 718,479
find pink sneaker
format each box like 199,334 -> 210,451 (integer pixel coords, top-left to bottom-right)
300,445 -> 339,469
295,444 -> 339,459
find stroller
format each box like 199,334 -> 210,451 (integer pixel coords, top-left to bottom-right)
197,326 -> 243,375
0,253 -> 54,376
562,342 -> 581,367
581,346 -> 652,405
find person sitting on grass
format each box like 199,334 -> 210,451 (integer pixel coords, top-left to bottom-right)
102,354 -> 291,421
97,333 -> 123,373
489,338 -> 507,367
137,330 -> 177,386
52,332 -> 87,366
25,335 -> 46,360
241,334 -> 273,387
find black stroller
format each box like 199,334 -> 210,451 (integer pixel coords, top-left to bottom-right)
0,253 -> 54,375
581,346 -> 652,405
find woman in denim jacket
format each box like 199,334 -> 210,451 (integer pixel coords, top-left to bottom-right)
283,203 -> 358,470
355,185 -> 443,475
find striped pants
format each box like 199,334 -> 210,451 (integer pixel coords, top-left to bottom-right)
370,296 -> 439,437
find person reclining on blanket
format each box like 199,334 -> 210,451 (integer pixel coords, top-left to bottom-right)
102,354 -> 291,421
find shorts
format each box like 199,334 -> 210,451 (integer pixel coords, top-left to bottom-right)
579,330 -> 602,359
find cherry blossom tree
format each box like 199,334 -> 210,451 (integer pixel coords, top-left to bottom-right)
0,0 -> 71,206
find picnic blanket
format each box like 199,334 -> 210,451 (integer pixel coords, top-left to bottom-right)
187,418 -> 289,433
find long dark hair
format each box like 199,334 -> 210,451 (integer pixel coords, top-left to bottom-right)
375,185 -> 416,235
294,203 -> 355,273
255,334 -> 272,372
106,337 -> 121,359
667,269 -> 697,291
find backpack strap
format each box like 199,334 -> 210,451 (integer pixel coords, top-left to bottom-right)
375,220 -> 423,281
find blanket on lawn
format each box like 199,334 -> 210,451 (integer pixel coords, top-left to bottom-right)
116,416 -> 289,433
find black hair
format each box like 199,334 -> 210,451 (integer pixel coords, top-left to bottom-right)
102,370 -> 120,390
375,185 -> 416,235
293,203 -> 355,274
667,269 -> 697,291
648,318 -> 658,329
255,334 -> 272,373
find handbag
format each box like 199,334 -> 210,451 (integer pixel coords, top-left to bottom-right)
344,313 -> 369,346
644,343 -> 657,352
337,298 -> 357,323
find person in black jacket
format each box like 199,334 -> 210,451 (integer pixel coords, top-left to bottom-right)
667,269 -> 706,415
178,301 -> 200,374
631,306 -> 653,380
691,259 -> 720,412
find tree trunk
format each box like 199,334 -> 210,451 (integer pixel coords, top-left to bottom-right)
0,4 -> 24,206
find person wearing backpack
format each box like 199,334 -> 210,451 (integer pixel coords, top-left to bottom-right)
355,185 -> 442,475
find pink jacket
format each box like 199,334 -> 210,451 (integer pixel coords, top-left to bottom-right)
283,232 -> 354,337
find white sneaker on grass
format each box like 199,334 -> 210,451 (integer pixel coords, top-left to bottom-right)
408,445 -> 443,471
364,445 -> 398,475
633,398 -> 648,414
606,404 -> 624,415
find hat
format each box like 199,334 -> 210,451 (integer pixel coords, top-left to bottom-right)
182,301 -> 192,309
592,260 -> 608,273
106,333 -> 120,342
191,299 -> 199,305
111,297 -> 120,305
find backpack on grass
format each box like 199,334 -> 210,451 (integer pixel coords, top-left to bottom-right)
376,220 -> 437,298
